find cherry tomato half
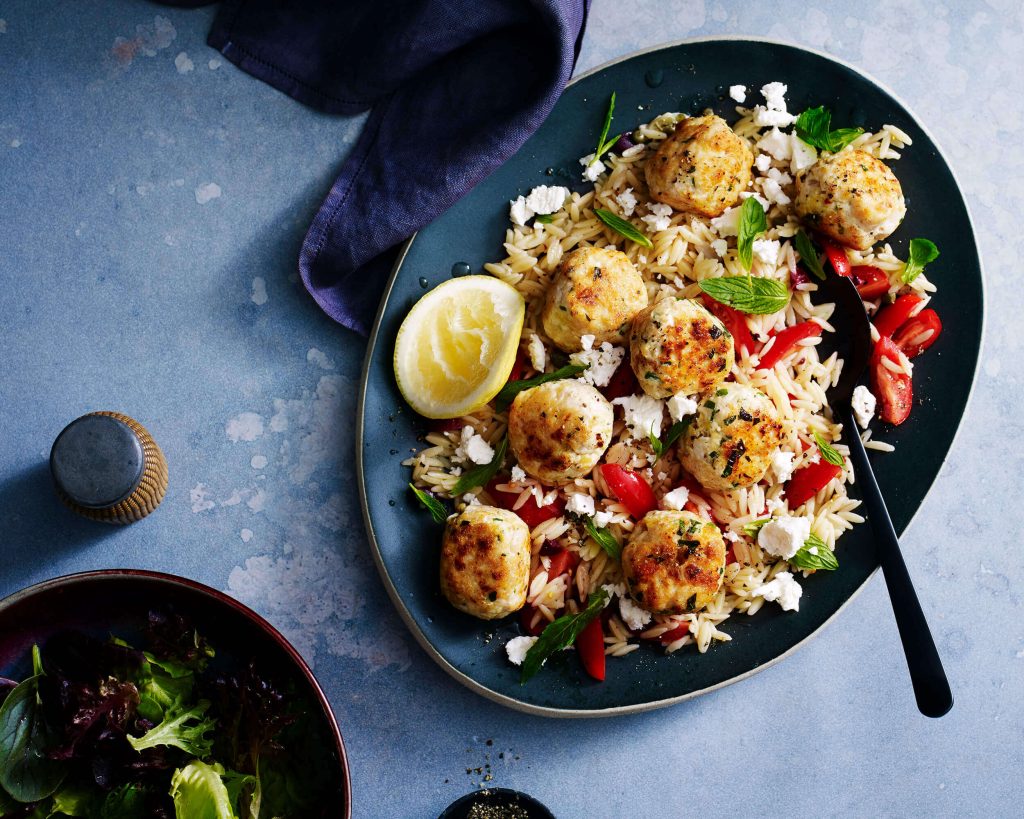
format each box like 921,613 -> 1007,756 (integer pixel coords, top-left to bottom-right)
820,236 -> 851,277
871,336 -> 913,425
601,360 -> 640,402
756,322 -> 822,370
849,265 -> 891,300
598,464 -> 658,519
892,309 -> 942,359
785,460 -> 843,509
576,616 -> 606,681
873,294 -> 923,339
701,294 -> 756,354
486,478 -> 565,528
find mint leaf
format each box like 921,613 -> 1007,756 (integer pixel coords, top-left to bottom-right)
585,518 -> 621,560
737,197 -> 768,271
595,93 -> 618,160
742,517 -> 770,538
901,238 -> 939,283
789,533 -> 839,571
794,230 -> 826,281
496,363 -> 589,408
698,276 -> 790,315
795,106 -> 863,152
521,588 -> 609,683
409,484 -> 448,524
594,208 -> 654,249
452,436 -> 508,495
813,431 -> 844,467
534,214 -> 555,224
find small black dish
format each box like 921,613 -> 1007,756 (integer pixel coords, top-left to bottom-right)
440,787 -> 555,819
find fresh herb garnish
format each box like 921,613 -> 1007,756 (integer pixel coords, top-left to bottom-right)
901,238 -> 939,284
790,533 -> 839,571
594,208 -> 654,249
813,431 -> 845,467
534,214 -> 555,224
698,276 -> 790,315
521,588 -> 609,683
652,419 -> 691,458
584,518 -> 621,559
795,106 -> 864,152
742,518 -> 770,538
409,483 -> 448,524
496,363 -> 589,407
793,230 -> 826,280
452,436 -> 508,495
737,197 -> 768,271
594,92 -> 620,161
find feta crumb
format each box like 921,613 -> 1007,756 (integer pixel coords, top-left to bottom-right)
463,493 -> 482,506
723,530 -> 740,543
852,385 -> 877,429
766,167 -> 793,185
728,84 -> 747,103
510,465 -> 527,483
753,107 -> 796,128
757,516 -> 811,560
761,81 -> 789,111
565,492 -> 596,518
752,82 -> 795,128
790,134 -> 818,173
752,238 -> 781,266
593,510 -> 614,528
667,392 -> 698,422
601,583 -> 626,602
661,486 -> 690,511
760,178 -> 791,207
619,596 -> 652,631
525,185 -> 570,215
754,571 -> 803,611
528,335 -> 546,373
509,196 -> 533,227
580,153 -> 606,182
580,334 -> 596,351
615,187 -> 638,217
641,202 -> 673,232
571,342 -> 625,388
710,206 -> 741,237
505,636 -> 538,666
754,153 -> 773,173
771,450 -> 796,484
455,425 -> 494,465
611,394 -> 665,441
756,127 -> 792,161
711,238 -> 729,257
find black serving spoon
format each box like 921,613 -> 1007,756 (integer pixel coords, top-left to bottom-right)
815,272 -> 953,718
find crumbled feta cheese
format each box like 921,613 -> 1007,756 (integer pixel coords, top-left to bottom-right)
505,636 -> 538,666
579,153 -> 606,182
754,153 -> 773,173
463,493 -> 481,506
852,385 -> 877,429
754,571 -> 803,611
580,334 -> 595,351
710,206 -> 740,237
752,82 -> 795,128
525,185 -> 570,215
615,187 -> 638,216
455,426 -> 494,465
757,516 -> 811,560
601,583 -> 625,605
641,202 -> 674,232
790,134 -> 818,173
611,394 -> 665,441
753,107 -> 796,128
619,596 -> 652,631
509,196 -> 533,227
760,178 -> 791,207
711,238 -> 729,257
667,392 -> 698,422
593,510 -> 614,528
739,191 -> 771,212
565,492 -> 595,518
766,167 -> 793,185
528,335 -> 546,373
761,81 -> 788,112
752,238 -> 780,266
729,84 -> 747,103
661,486 -> 690,511
723,530 -> 740,543
571,341 -> 625,388
771,450 -> 796,484
756,127 -> 792,161
510,465 -> 527,483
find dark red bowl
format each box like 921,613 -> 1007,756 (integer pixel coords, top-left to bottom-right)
0,569 -> 351,816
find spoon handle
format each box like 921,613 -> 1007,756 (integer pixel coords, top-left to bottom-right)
845,408 -> 953,718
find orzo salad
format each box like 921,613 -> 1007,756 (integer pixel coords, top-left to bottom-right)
395,81 -> 942,684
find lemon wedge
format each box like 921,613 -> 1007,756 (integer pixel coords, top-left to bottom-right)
394,275 -> 525,419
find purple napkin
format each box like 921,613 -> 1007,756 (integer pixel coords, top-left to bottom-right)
201,0 -> 589,336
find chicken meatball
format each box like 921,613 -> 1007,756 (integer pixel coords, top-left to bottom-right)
645,114 -> 753,218
508,380 -> 613,483
794,149 -> 906,251
541,246 -> 649,352
440,505 -> 531,620
679,383 -> 783,491
622,511 -> 726,615
629,297 -> 734,398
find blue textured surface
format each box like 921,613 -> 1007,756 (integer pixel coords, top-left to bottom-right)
0,2 -> 1020,816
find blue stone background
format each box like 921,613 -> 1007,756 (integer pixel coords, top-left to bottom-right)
0,1 -> 1020,815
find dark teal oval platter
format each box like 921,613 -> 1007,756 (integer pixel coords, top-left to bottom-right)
357,38 -> 984,716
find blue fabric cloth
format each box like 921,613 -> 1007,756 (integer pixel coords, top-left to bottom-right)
200,0 -> 589,336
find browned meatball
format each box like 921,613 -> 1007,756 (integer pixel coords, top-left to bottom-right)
645,114 -> 753,217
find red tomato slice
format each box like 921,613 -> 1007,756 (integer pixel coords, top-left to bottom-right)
600,359 -> 640,402
850,265 -> 890,300
577,616 -> 606,681
544,547 -> 580,580
701,294 -> 755,354
599,464 -> 658,519
756,322 -> 822,370
892,309 -> 942,359
871,336 -> 913,425
658,622 -> 691,646
486,479 -> 565,528
820,237 -> 851,277
785,461 -> 842,509
873,294 -> 923,339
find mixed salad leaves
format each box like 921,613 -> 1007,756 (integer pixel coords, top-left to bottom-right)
0,612 -> 338,818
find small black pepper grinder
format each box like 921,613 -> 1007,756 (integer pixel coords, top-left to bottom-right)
49,411 -> 168,524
